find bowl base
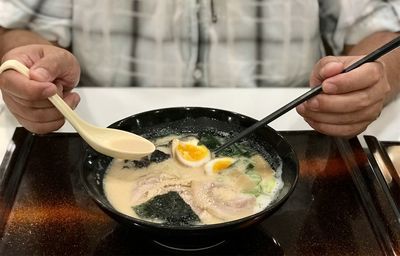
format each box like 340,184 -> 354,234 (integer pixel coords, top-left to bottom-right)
152,238 -> 226,252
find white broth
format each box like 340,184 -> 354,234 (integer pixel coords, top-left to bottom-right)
103,133 -> 283,225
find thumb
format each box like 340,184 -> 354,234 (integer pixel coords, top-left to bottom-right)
29,50 -> 80,90
30,67 -> 52,82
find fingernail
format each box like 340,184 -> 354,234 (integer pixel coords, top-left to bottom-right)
324,82 -> 337,94
321,61 -> 342,73
72,95 -> 81,109
308,98 -> 319,109
42,84 -> 58,97
56,84 -> 63,93
325,61 -> 343,70
296,104 -> 305,113
304,118 -> 315,125
31,68 -> 50,81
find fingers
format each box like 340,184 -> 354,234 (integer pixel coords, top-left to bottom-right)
303,118 -> 370,138
2,91 -> 80,134
0,44 -> 82,134
0,69 -> 58,100
3,91 -> 80,122
298,55 -> 391,137
309,56 -> 345,86
10,109 -> 67,135
29,46 -> 81,90
296,103 -> 379,137
301,59 -> 390,114
4,95 -> 66,135
322,61 -> 390,95
296,89 -> 385,137
302,77 -> 387,113
297,100 -> 382,124
2,44 -> 81,91
3,93 -> 64,122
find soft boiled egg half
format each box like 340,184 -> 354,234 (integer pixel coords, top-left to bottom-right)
204,157 -> 236,176
171,138 -> 211,167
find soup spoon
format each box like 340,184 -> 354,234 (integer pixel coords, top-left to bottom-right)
214,35 -> 400,154
0,59 -> 155,160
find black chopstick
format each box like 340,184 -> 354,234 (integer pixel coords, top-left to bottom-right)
214,36 -> 400,154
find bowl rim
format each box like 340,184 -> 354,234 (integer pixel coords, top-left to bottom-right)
80,106 -> 300,231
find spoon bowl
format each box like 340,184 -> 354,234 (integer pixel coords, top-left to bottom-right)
0,60 -> 155,160
76,121 -> 155,160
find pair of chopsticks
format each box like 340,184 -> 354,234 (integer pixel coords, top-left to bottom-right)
214,36 -> 400,154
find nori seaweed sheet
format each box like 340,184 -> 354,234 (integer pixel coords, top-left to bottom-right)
133,191 -> 200,226
123,149 -> 170,169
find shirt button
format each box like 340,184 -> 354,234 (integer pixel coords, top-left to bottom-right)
193,68 -> 203,80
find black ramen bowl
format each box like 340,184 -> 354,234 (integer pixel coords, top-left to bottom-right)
80,107 -> 299,251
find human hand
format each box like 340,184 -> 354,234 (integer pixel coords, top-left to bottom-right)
296,55 -> 390,137
0,44 -> 81,134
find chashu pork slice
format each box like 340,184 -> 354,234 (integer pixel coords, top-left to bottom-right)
191,180 -> 256,221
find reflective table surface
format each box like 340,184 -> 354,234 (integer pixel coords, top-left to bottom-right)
0,128 -> 399,255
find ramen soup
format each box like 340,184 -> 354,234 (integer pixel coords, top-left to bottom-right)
103,133 -> 283,226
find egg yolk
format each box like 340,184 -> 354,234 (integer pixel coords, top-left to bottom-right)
177,143 -> 209,162
212,159 -> 234,173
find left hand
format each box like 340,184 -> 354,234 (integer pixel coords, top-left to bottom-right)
296,55 -> 391,137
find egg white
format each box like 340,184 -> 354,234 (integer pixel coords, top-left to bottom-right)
204,157 -> 236,176
171,138 -> 211,167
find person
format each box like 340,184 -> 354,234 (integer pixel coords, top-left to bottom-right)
0,1 -> 399,136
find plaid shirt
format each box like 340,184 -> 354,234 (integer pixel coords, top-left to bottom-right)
1,0 -> 400,87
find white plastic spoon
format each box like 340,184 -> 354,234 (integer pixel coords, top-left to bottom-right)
0,59 -> 155,160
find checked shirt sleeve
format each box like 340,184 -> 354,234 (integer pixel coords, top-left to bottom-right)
0,0 -> 73,48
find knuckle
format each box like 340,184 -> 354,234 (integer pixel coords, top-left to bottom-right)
59,49 -> 74,63
368,104 -> 383,122
319,55 -> 339,66
382,80 -> 391,95
356,92 -> 372,108
369,63 -> 383,83
59,49 -> 70,60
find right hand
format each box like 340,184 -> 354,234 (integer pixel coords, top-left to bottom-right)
0,44 -> 81,134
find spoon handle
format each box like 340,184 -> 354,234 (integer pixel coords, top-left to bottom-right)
214,36 -> 400,154
0,59 -> 87,133
47,94 -> 88,131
